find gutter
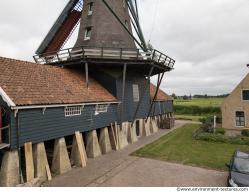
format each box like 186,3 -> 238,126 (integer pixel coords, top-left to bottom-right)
11,101 -> 121,110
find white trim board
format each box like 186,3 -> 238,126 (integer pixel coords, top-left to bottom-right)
0,87 -> 16,107
11,101 -> 120,110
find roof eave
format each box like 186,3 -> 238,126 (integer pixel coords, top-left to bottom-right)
0,87 -> 16,107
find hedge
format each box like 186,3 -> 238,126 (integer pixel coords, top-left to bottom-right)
174,105 -> 220,115
193,129 -> 249,145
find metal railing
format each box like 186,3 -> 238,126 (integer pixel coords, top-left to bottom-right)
33,46 -> 175,69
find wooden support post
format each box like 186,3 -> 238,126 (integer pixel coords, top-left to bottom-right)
146,72 -> 165,121
85,63 -> 89,89
109,123 -> 118,150
24,142 -> 34,182
45,165 -> 52,181
71,131 -> 87,167
120,64 -> 127,130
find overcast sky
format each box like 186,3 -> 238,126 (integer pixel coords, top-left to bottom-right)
0,0 -> 249,96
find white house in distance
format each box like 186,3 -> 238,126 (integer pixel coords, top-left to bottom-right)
221,72 -> 249,136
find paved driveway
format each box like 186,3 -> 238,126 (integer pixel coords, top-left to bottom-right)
46,120 -> 227,187
99,158 -> 227,187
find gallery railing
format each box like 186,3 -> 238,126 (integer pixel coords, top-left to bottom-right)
33,46 -> 175,69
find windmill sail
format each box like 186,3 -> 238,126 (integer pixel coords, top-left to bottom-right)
36,0 -> 83,55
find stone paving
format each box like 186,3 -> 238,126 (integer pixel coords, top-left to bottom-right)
46,120 -> 227,187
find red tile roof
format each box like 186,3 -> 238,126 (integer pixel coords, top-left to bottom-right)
150,84 -> 173,101
0,57 -> 117,106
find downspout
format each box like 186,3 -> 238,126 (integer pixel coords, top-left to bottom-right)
15,111 -> 23,184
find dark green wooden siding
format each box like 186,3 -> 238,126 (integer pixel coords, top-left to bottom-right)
10,104 -> 118,149
153,101 -> 174,116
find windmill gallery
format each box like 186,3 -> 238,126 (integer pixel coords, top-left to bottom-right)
0,0 -> 175,186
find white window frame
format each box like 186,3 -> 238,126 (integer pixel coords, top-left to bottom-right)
132,84 -> 140,102
241,89 -> 249,101
95,104 -> 109,114
88,2 -> 93,16
235,111 -> 245,128
64,106 -> 84,117
84,27 -> 92,40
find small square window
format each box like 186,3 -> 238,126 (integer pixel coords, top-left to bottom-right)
84,27 -> 92,40
242,90 -> 249,100
235,111 -> 245,127
95,104 -> 109,114
133,84 -> 140,102
88,2 -> 93,15
65,106 -> 83,117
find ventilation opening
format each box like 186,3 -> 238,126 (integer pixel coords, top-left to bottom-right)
84,27 -> 92,40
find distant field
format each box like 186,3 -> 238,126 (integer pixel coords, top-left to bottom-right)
174,98 -> 225,119
174,98 -> 224,107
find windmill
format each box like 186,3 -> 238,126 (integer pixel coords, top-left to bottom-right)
34,0 -> 175,126
36,0 -> 147,55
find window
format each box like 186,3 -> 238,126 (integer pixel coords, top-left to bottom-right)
84,27 -> 92,40
242,90 -> 249,100
235,111 -> 245,127
95,104 -> 108,113
65,106 -> 83,117
88,2 -> 93,15
133,84 -> 140,102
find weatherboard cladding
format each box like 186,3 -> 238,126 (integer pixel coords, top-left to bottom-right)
9,104 -> 118,149
91,69 -> 151,122
153,101 -> 174,116
90,69 -> 173,121
116,76 -> 151,121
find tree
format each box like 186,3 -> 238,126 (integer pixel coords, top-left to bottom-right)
171,93 -> 177,99
183,95 -> 188,100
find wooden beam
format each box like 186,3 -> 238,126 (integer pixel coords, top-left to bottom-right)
45,165 -> 52,181
24,142 -> 34,182
146,72 -> 165,121
85,63 -> 89,89
120,64 -> 127,129
75,131 -> 87,167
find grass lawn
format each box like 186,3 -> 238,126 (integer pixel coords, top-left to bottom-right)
174,98 -> 224,108
132,124 -> 249,171
175,114 -> 204,122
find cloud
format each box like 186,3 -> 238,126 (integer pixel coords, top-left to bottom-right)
0,0 -> 249,95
